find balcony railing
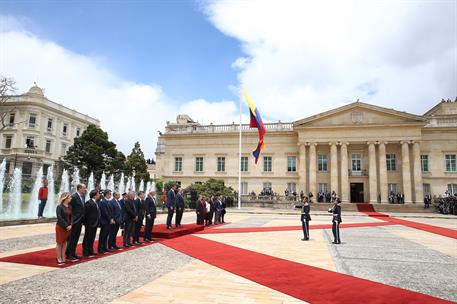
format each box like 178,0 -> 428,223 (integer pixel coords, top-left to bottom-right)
165,122 -> 294,134
0,147 -> 46,157
348,169 -> 368,176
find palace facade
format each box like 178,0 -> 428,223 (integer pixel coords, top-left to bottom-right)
155,100 -> 457,203
0,85 -> 100,178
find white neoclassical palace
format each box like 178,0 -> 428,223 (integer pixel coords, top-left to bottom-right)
155,100 -> 457,204
0,85 -> 100,178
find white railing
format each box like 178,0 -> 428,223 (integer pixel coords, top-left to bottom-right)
165,122 -> 294,134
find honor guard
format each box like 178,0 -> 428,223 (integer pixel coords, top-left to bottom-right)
301,197 -> 311,241
328,198 -> 342,244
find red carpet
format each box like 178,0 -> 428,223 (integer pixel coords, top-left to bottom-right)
163,235 -> 453,304
197,221 -> 396,234
0,236 -> 160,268
144,224 -> 204,239
359,211 -> 457,239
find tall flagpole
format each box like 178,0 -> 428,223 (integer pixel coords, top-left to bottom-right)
238,94 -> 242,209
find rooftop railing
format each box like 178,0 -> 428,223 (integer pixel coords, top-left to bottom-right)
165,122 -> 294,134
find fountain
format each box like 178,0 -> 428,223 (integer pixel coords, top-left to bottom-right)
28,166 -> 43,217
139,179 -> 144,192
131,176 -> 136,192
44,166 -> 56,218
107,174 -> 114,191
146,181 -> 151,193
71,167 -> 80,192
100,172 -> 106,189
7,168 -> 22,218
59,169 -> 70,196
126,176 -> 131,192
150,181 -> 156,192
118,172 -> 125,194
0,159 -> 6,213
87,172 -> 95,195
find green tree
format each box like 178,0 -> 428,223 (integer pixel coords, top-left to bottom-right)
186,179 -> 235,198
125,142 -> 150,185
63,124 -> 120,180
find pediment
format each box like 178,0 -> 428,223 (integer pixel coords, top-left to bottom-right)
294,102 -> 426,128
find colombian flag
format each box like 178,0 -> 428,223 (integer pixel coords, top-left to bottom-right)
243,91 -> 266,164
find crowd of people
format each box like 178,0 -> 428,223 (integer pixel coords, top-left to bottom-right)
434,191 -> 457,215
195,195 -> 227,226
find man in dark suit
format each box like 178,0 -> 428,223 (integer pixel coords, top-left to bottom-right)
328,198 -> 342,244
109,191 -> 123,250
98,190 -> 114,253
66,183 -> 87,261
301,196 -> 311,241
166,184 -> 177,229
133,191 -> 146,244
144,190 -> 157,242
82,190 -> 101,257
196,195 -> 205,225
123,191 -> 137,247
175,188 -> 185,228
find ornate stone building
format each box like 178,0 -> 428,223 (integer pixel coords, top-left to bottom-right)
0,85 -> 100,178
155,100 -> 457,203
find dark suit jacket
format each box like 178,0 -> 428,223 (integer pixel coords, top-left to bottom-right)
109,198 -> 123,224
176,193 -> 185,209
56,204 -> 70,229
135,198 -> 146,218
196,200 -> 204,214
70,192 -> 85,225
167,189 -> 176,208
145,196 -> 157,218
328,205 -> 342,223
99,197 -> 113,225
84,199 -> 100,228
124,198 -> 137,221
301,204 -> 311,221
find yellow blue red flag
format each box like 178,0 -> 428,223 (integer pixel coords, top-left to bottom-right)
243,91 -> 266,164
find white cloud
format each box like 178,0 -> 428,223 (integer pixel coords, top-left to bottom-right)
203,0 -> 457,121
0,16 -> 239,158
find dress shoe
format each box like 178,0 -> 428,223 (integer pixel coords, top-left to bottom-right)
74,255 -> 82,259
332,241 -> 339,244
301,238 -> 309,241
123,244 -> 131,248
114,246 -> 121,250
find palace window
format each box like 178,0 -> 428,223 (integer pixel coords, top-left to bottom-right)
241,182 -> 248,195
45,140 -> 52,153
420,155 -> 429,172
240,156 -> 248,172
263,182 -> 272,191
448,184 -> 457,195
386,154 -> 396,171
9,113 -> 15,126
351,154 -> 361,171
61,143 -> 67,156
174,157 -> 182,172
195,157 -> 204,172
22,162 -> 32,177
4,135 -> 12,149
25,136 -> 35,149
287,182 -> 296,193
318,183 -> 328,193
388,183 -> 397,194
445,154 -> 456,172
287,156 -> 297,172
263,156 -> 272,172
28,113 -> 37,128
47,118 -> 53,132
217,157 -> 226,172
62,123 -> 68,136
423,184 -> 431,196
318,155 -> 328,171
76,128 -> 81,137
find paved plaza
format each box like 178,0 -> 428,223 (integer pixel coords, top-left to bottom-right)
0,209 -> 456,304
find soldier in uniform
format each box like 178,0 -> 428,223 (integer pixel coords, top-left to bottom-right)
328,198 -> 342,244
301,196 -> 311,241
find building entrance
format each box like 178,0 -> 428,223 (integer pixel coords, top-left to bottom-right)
350,183 -> 364,203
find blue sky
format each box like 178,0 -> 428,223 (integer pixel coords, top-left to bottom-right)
0,0 -> 242,102
1,1 -> 455,158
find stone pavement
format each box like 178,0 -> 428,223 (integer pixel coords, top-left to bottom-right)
0,209 -> 456,303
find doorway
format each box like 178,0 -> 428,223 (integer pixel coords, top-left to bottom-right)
350,183 -> 364,203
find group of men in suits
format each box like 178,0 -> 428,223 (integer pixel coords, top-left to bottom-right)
165,184 -> 185,229
65,183 -> 157,261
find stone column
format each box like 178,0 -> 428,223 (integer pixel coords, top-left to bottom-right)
412,142 -> 423,203
401,141 -> 413,203
378,142 -> 388,203
330,143 -> 339,196
340,143 -> 349,203
309,143 -> 317,197
368,142 -> 377,203
298,144 -> 307,194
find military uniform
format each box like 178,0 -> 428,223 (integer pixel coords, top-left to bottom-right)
328,202 -> 342,244
301,202 -> 311,240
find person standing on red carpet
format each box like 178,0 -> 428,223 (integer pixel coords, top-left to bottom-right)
328,198 -> 342,244
175,188 -> 185,228
144,190 -> 157,242
56,192 -> 72,265
133,191 -> 146,245
301,196 -> 311,241
82,190 -> 101,257
166,184 -> 177,229
66,183 -> 87,262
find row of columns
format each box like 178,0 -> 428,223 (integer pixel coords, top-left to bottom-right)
298,141 -> 423,203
